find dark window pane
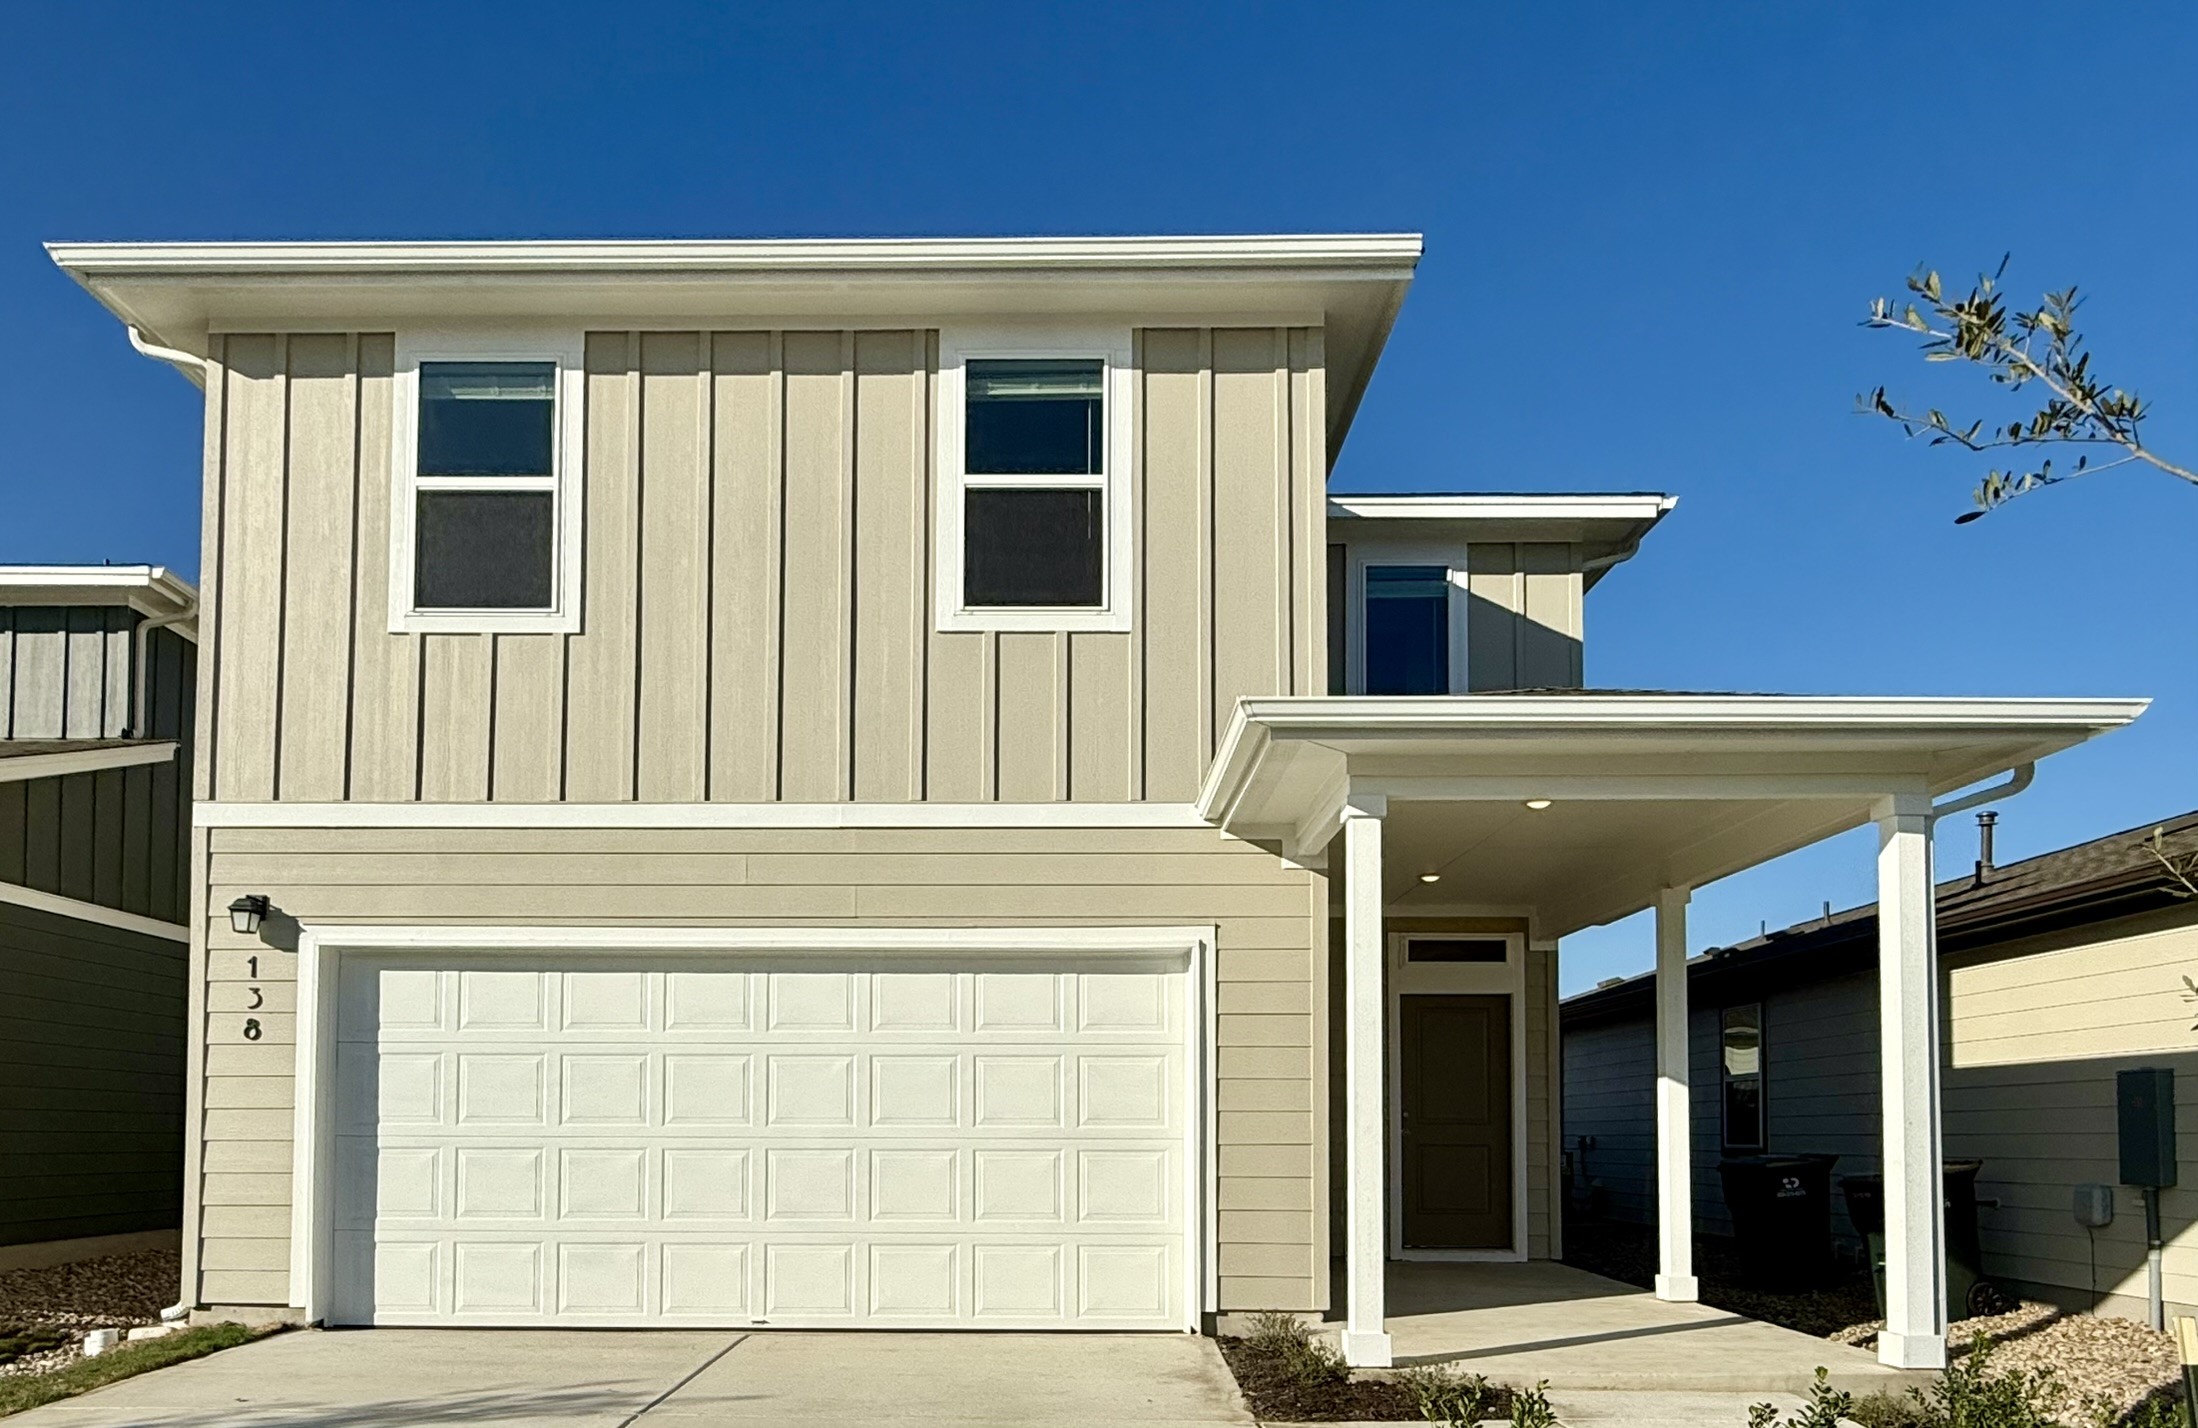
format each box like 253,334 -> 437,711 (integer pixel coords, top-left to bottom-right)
419,361 -> 555,478
415,490 -> 555,609
964,488 -> 1102,607
966,359 -> 1103,475
1406,938 -> 1509,963
1326,545 -> 1347,694
1724,1079 -> 1764,1150
1365,565 -> 1449,694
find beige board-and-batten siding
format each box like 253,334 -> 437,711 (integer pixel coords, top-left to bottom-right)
195,327 -> 1328,808
192,825 -> 1329,1315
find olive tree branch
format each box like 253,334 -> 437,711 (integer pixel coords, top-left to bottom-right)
1857,260 -> 2196,521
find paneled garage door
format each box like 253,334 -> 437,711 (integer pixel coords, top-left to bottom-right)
327,958 -> 1190,1328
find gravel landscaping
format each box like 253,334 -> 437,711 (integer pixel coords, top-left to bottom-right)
0,1248 -> 179,1380
1566,1220 -> 2185,1422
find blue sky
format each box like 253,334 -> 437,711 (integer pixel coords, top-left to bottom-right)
4,2 -> 2192,991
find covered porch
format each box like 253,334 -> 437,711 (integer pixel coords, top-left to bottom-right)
1333,1259 -> 1909,1393
1199,693 -> 2144,1372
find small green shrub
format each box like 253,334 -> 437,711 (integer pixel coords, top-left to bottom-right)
2116,1394 -> 2193,1428
1400,1363 -> 1495,1426
1241,1310 -> 1348,1390
1749,1370 -> 1856,1428
1509,1379 -> 1559,1428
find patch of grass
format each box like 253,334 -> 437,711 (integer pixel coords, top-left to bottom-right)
1245,1311 -> 1349,1391
0,1322 -> 263,1419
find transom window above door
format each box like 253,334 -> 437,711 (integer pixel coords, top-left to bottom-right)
936,330 -> 1133,633
390,333 -> 584,634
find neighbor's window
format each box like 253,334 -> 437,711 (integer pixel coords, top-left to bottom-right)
1364,565 -> 1451,694
963,358 -> 1105,607
1721,1004 -> 1765,1152
392,339 -> 581,633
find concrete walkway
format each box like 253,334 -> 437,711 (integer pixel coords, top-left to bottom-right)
1335,1260 -> 1920,1395
9,1328 -> 1255,1427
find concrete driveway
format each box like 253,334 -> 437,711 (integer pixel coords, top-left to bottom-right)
8,1328 -> 1254,1427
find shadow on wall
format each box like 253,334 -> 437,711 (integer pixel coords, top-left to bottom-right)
1945,1047 -> 2198,1316
1462,591 -> 1583,692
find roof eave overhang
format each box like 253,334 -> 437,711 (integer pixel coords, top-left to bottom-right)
0,741 -> 179,784
1198,694 -> 2149,933
1324,494 -> 1677,581
0,566 -> 199,638
48,235 -> 1423,466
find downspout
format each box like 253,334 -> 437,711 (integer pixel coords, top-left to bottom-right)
1930,762 -> 2034,822
126,326 -> 208,378
126,598 -> 197,739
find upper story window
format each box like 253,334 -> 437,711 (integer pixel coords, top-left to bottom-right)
936,328 -> 1132,633
1364,564 -> 1454,694
390,332 -> 584,634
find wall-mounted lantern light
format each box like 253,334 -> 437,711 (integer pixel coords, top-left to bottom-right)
228,894 -> 271,937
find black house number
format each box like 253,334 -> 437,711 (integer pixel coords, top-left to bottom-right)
242,956 -> 263,1038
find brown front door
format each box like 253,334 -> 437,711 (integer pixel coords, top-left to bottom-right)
1400,994 -> 1512,1250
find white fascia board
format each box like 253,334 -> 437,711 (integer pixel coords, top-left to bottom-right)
0,565 -> 198,626
0,742 -> 178,784
195,801 -> 1214,830
47,234 -> 1425,277
1233,694 -> 2151,735
0,878 -> 188,942
1326,494 -> 1676,523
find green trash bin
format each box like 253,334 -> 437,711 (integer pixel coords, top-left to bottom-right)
1840,1160 -> 1991,1319
1718,1153 -> 1840,1288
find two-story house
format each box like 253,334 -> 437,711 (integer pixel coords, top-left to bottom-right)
51,235 -> 2143,1372
0,564 -> 197,1266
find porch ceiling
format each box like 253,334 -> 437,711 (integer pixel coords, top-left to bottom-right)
1198,694 -> 2148,936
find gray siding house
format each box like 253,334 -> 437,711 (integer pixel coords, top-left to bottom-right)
0,566 -> 197,1266
1562,810 -> 2198,1325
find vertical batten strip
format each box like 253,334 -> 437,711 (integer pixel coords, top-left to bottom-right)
839,332 -> 858,802
1128,329 -> 1147,800
345,337 -> 415,801
1198,330 -> 1216,775
1272,328 -> 1293,700
911,332 -> 934,799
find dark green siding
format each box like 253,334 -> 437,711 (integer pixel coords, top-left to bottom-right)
0,902 -> 186,1245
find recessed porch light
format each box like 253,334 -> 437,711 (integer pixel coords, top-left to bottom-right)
1418,872 -> 1441,883
1524,799 -> 1553,810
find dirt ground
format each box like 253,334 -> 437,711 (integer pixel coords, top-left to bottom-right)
1564,1220 -> 2182,1419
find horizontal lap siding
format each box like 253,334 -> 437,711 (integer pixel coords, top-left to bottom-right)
206,327 -> 1323,808
195,825 -> 1322,1312
1561,1018 -> 1654,1225
0,903 -> 186,1246
1944,908 -> 2198,1315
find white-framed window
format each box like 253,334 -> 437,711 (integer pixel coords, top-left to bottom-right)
389,330 -> 585,634
1344,549 -> 1469,693
935,326 -> 1134,633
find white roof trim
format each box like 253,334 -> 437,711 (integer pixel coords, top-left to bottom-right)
0,565 -> 198,636
46,234 -> 1424,277
1326,494 -> 1676,522
0,877 -> 187,943
196,800 -> 1214,830
0,742 -> 179,784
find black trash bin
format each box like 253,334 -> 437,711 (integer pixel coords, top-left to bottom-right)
1840,1160 -> 1989,1318
1718,1153 -> 1840,1288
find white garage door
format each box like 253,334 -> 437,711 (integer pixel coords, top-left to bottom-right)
328,958 -> 1190,1329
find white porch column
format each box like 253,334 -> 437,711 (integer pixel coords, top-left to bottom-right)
1339,795 -> 1392,1367
1653,886 -> 1699,1302
1876,793 -> 1948,1370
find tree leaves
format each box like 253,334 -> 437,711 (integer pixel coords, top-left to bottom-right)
1858,258 -> 2194,520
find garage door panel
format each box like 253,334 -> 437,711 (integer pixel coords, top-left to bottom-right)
333,960 -> 1188,1329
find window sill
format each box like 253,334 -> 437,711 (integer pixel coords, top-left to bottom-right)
389,608 -> 581,636
936,605 -> 1132,635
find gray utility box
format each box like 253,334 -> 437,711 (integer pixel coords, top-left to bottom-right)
2118,1068 -> 2177,1188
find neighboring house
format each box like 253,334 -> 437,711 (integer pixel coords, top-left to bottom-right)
49,235 -> 2144,1372
1562,811 -> 2198,1324
0,565 -> 197,1268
